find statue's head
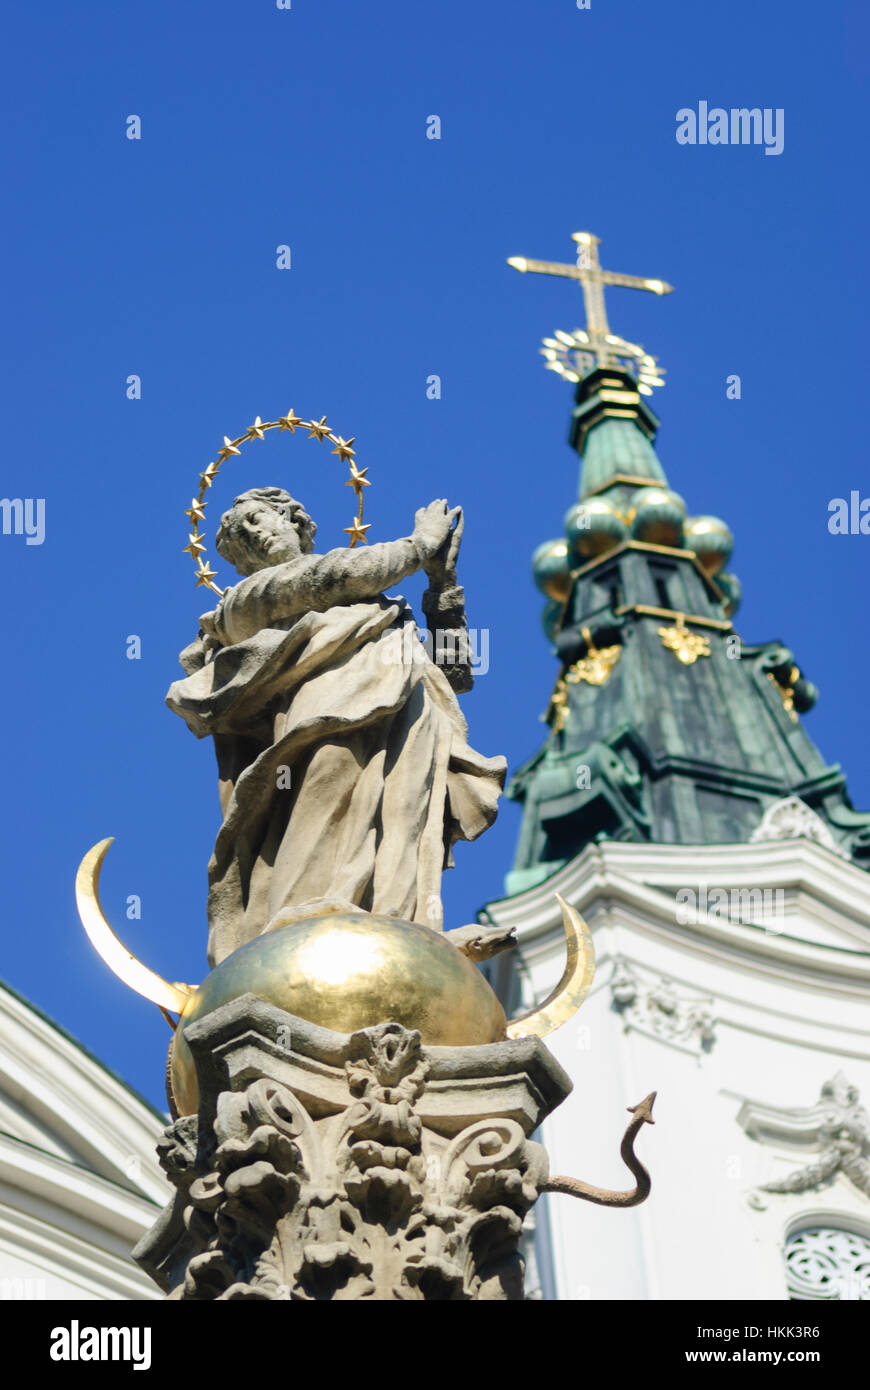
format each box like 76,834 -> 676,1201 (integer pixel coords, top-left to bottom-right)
216,487 -> 317,576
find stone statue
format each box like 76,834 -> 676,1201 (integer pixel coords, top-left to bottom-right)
166,488 -> 507,966
73,414 -> 655,1303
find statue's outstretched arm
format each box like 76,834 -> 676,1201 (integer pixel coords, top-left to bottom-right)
293,537 -> 426,609
213,537 -> 426,642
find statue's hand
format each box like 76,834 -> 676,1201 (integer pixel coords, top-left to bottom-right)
425,506 -> 464,588
413,499 -> 462,572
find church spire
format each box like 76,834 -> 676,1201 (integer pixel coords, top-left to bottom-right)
569,367 -> 666,498
504,230 -> 870,895
508,230 -> 736,641
507,230 -> 670,496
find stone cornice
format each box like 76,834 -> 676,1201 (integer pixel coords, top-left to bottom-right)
481,839 -> 870,994
0,1131 -> 160,1248
0,1202 -> 159,1301
0,983 -> 167,1205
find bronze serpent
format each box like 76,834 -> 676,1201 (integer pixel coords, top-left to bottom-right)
543,1092 -> 656,1208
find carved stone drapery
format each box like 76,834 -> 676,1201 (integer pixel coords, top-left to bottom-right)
134,995 -> 571,1300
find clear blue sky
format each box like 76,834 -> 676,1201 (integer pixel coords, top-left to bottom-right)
2,0 -> 868,1111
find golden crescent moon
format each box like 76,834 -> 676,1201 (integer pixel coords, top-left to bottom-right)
505,893 -> 596,1040
75,838 -> 194,1014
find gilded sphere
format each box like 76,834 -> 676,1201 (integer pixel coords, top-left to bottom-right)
715,570 -> 742,619
532,538 -> 573,601
170,913 -> 508,1117
684,515 -> 734,575
565,499 -> 629,560
628,487 -> 687,548
541,597 -> 565,643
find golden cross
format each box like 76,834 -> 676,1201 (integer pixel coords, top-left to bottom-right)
508,231 -> 673,370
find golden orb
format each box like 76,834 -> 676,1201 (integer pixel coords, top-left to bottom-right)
532,538 -> 573,601
628,486 -> 687,547
565,499 -> 628,560
684,515 -> 733,576
170,913 -> 507,1117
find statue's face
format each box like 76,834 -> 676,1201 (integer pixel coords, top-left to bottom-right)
232,499 -> 314,574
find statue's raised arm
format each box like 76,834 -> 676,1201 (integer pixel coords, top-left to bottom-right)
166,486 -> 506,967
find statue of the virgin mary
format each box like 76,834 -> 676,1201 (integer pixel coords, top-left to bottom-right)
166,488 -> 506,966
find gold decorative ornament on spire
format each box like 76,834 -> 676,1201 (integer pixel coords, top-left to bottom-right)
566,627 -> 622,687
508,231 -> 672,394
767,667 -> 800,722
547,672 -> 570,734
185,411 -> 370,597
657,614 -> 712,666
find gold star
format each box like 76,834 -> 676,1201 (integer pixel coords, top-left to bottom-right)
195,559 -> 219,588
343,518 -> 371,546
217,437 -> 241,463
330,435 -> 356,462
245,416 -> 266,442
183,533 -> 206,559
345,464 -> 371,491
185,499 -> 206,524
199,462 -> 220,489
307,416 -> 330,442
278,409 -> 302,433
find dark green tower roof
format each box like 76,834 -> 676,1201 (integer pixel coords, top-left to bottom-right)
571,373 -> 665,496
509,368 -> 870,895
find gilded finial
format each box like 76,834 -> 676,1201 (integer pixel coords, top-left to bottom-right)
508,230 -> 671,394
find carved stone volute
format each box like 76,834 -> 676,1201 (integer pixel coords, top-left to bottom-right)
135,998 -> 570,1301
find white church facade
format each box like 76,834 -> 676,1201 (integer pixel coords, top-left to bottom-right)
0,979 -> 167,1300
486,813 -> 870,1300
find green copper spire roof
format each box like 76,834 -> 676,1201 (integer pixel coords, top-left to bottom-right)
569,370 -> 666,498
510,361 -> 870,894
578,416 -> 666,495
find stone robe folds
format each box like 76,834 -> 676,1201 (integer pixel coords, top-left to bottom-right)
167,538 -> 506,966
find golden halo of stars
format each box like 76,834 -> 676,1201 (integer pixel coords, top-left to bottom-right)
184,412 -> 370,597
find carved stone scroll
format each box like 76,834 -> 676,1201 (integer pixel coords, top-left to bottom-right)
134,995 -> 572,1301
